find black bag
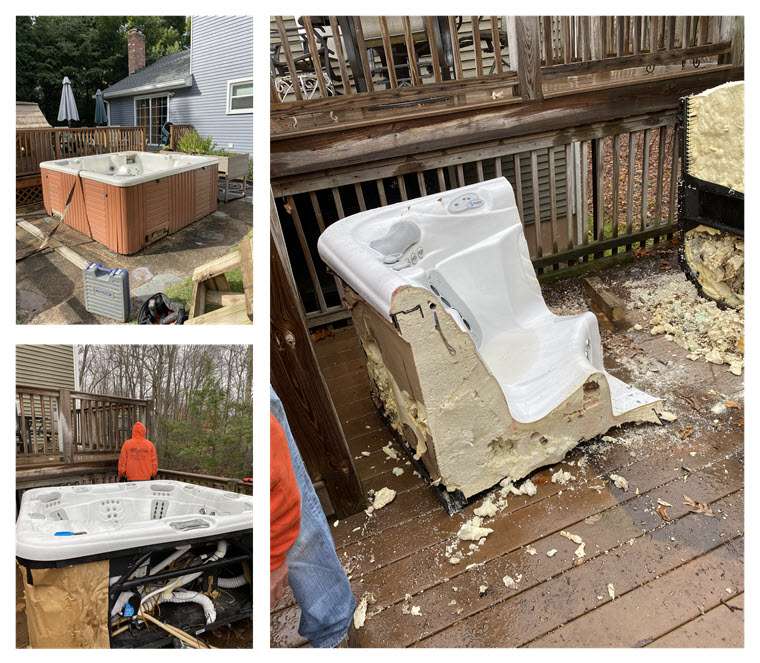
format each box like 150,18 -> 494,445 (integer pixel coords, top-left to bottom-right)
137,293 -> 187,325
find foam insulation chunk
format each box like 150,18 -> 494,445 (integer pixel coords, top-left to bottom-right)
372,487 -> 396,510
457,516 -> 494,541
686,81 -> 744,192
473,499 -> 499,518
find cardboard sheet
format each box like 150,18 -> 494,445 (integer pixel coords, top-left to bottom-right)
19,559 -> 110,648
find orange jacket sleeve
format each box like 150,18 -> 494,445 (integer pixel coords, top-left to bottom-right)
270,414 -> 301,572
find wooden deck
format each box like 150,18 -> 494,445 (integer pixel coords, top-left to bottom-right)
271,249 -> 744,647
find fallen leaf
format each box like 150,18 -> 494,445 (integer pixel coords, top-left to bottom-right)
656,504 -> 671,522
677,426 -> 694,440
683,494 -> 714,516
724,400 -> 741,409
607,583 -> 616,600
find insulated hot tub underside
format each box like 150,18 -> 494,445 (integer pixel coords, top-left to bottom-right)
41,166 -> 218,254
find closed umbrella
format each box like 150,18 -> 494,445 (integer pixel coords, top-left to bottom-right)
57,76 -> 79,127
95,89 -> 107,125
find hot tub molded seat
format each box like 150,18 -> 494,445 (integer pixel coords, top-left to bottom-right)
16,480 -> 252,563
318,178 -> 662,498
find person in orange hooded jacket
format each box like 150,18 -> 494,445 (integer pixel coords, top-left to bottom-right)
117,421 -> 158,481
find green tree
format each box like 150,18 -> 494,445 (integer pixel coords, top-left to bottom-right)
16,15 -> 189,126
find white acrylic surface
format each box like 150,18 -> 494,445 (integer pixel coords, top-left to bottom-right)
16,481 -> 252,562
39,151 -> 218,187
317,177 -> 659,424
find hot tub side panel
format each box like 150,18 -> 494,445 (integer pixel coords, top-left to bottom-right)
40,164 -> 219,255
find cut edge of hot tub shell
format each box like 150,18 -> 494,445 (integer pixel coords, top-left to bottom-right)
346,284 -> 662,499
40,164 -> 218,254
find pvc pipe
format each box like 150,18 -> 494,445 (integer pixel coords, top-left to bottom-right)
141,540 -> 228,609
150,545 -> 191,575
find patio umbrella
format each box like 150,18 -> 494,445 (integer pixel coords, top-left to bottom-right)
94,89 -> 107,125
57,76 -> 79,127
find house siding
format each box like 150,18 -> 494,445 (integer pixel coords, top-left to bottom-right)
16,345 -> 76,390
174,15 -> 253,155
108,16 -> 253,156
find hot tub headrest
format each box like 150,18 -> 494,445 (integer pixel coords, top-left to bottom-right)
369,220 -> 421,264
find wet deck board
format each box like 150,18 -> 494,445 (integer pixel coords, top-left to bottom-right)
274,257 -> 744,648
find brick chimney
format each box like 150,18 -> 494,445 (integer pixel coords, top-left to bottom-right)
127,28 -> 146,75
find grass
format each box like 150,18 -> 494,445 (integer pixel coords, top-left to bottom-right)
165,267 -> 244,310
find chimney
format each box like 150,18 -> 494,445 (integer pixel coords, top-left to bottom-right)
127,28 -> 146,75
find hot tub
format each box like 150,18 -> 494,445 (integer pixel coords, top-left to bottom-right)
40,151 -> 219,254
17,481 -> 252,648
17,480 -> 252,564
318,178 -> 662,499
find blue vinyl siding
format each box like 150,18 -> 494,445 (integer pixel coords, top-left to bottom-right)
175,15 -> 252,155
107,16 -> 252,156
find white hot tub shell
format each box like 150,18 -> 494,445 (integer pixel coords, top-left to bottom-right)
16,480 -> 253,563
318,178 -> 662,498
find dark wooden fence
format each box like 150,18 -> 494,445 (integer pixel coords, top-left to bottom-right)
272,109 -> 681,326
16,385 -> 151,465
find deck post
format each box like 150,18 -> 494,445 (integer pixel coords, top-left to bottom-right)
58,388 -> 74,463
730,17 -> 744,65
512,17 -> 543,101
270,192 -> 365,518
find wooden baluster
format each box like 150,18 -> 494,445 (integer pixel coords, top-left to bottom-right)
561,17 -> 572,64
353,17 -> 374,93
378,16 -> 398,88
302,17 -> 329,97
425,16 -> 443,82
404,17 -> 423,86
471,16 -> 483,77
491,17 -> 503,74
275,16 -> 304,101
449,16 -> 464,79
329,17 -> 354,95
287,195 -> 328,313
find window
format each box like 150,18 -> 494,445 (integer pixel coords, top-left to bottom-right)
227,79 -> 253,114
134,95 -> 168,145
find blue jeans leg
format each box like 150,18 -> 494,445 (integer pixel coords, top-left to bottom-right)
270,387 -> 356,648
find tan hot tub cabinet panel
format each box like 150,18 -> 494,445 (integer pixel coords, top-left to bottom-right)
41,165 -> 218,255
19,559 -> 111,648
346,284 -> 662,499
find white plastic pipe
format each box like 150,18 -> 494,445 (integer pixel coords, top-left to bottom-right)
217,573 -> 248,589
141,540 -> 228,609
150,545 -> 191,575
158,590 -> 217,625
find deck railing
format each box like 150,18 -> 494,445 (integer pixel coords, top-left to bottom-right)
157,468 -> 252,495
16,126 -> 146,178
271,16 -> 741,106
273,108 -> 683,326
168,123 -> 195,150
15,385 -> 151,464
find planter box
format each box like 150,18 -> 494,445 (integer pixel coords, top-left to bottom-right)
215,152 -> 249,181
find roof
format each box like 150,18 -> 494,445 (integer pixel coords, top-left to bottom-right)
102,49 -> 192,99
16,102 -> 51,128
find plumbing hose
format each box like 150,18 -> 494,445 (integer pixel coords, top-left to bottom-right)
217,573 -> 248,589
141,540 -> 228,610
158,590 -> 217,625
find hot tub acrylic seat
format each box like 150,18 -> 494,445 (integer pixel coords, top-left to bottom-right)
318,177 -> 662,498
